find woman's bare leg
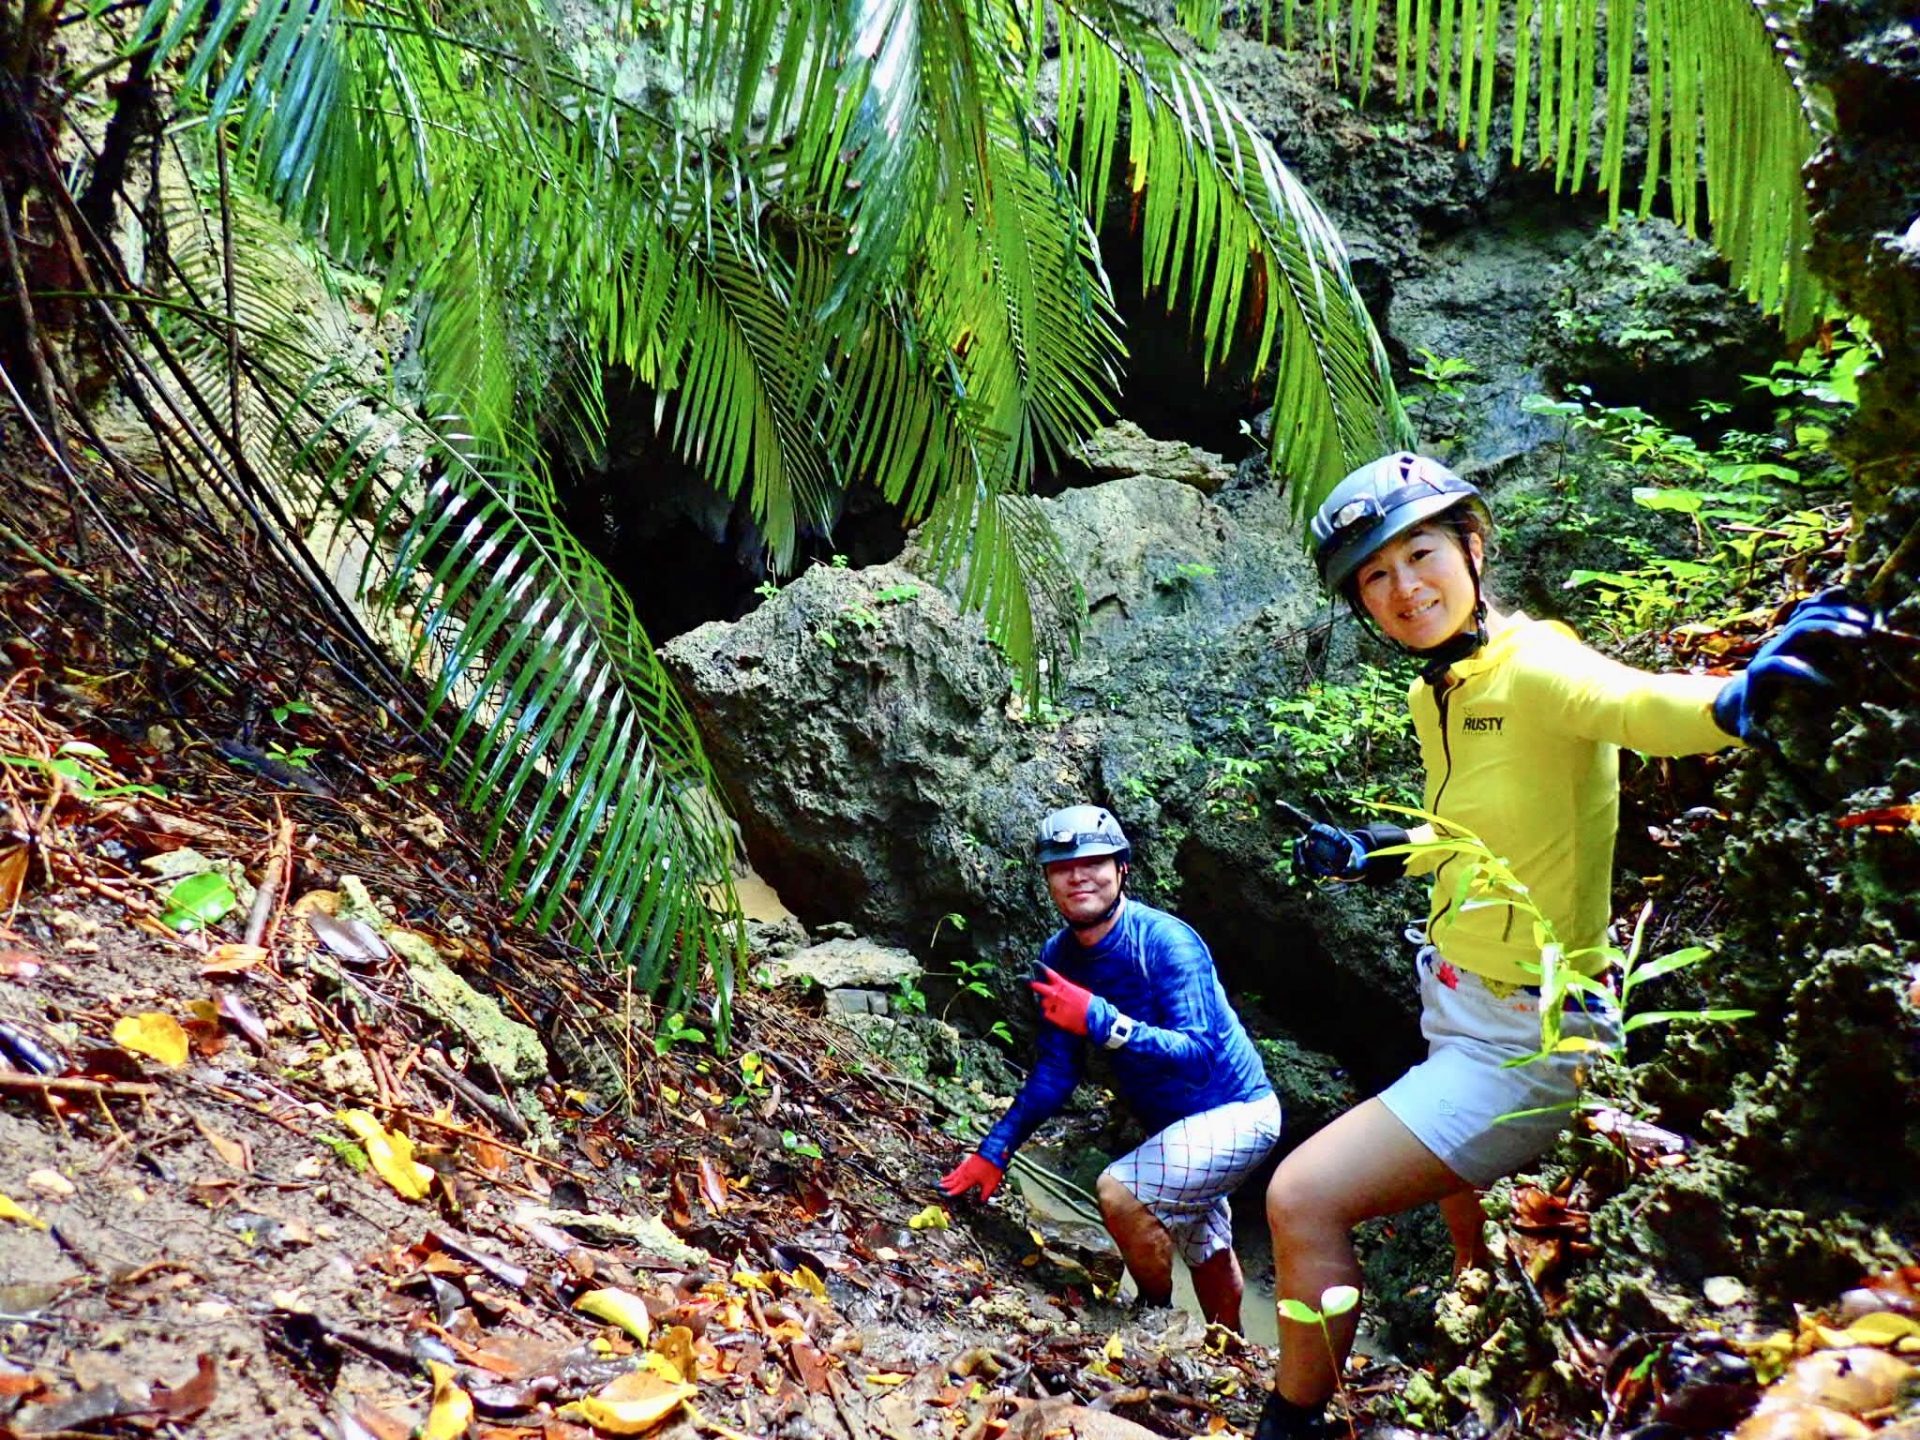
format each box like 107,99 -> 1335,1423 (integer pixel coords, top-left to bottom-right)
1439,1188 -> 1492,1275
1264,1098 -> 1473,1406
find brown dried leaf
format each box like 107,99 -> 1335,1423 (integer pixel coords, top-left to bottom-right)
696,1158 -> 728,1215
151,1354 -> 218,1422
0,844 -> 29,911
195,1116 -> 252,1172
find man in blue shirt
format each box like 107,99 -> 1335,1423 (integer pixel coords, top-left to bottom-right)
939,805 -> 1282,1331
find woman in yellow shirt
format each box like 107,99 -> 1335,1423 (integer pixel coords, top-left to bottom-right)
1252,452 -> 1871,1440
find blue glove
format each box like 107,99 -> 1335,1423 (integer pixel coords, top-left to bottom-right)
1712,588 -> 1874,742
1293,822 -> 1411,883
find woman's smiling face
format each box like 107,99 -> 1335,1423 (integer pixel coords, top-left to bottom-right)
1355,521 -> 1484,652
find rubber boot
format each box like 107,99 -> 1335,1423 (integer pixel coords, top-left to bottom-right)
1251,1390 -> 1337,1440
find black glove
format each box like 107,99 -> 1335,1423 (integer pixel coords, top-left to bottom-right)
1292,822 -> 1412,884
1712,588 -> 1874,742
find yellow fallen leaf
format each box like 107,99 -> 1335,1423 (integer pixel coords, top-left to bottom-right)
420,1361 -> 473,1440
559,1368 -> 693,1434
731,1271 -> 773,1294
907,1205 -> 948,1231
334,1110 -> 433,1201
575,1287 -> 653,1343
1838,1312 -> 1920,1346
1,1192 -> 48,1230
113,1012 -> 189,1067
789,1265 -> 827,1299
651,1328 -> 696,1383
201,943 -> 269,976
1105,1334 -> 1125,1360
862,1372 -> 910,1387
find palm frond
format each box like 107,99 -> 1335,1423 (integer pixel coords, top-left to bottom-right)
131,160 -> 746,1022
1052,0 -> 1412,519
281,409 -> 747,1009
1179,0 -> 1824,335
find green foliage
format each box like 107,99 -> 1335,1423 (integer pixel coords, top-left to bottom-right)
1177,0 -> 1826,334
1523,342 -> 1859,641
1258,669 -> 1418,811
1412,347 -> 1478,401
28,0 -> 1414,1030
652,1011 -> 708,1056
1366,807 -> 1754,1083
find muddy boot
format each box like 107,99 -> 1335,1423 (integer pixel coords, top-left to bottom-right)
1252,1390 -> 1338,1440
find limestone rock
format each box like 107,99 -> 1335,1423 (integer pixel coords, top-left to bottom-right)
771,937 -> 921,992
1076,420 -> 1233,493
396,931 -> 548,1087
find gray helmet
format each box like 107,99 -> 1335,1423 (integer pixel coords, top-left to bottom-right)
1310,452 -> 1490,594
1034,805 -> 1131,866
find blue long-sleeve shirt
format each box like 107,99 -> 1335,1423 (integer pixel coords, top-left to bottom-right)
977,900 -> 1273,1168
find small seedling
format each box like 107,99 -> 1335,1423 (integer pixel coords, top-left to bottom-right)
1276,1285 -> 1360,1437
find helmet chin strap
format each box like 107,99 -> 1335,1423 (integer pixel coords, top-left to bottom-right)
1067,865 -> 1128,931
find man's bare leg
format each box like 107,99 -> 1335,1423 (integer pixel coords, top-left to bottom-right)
1096,1171 -> 1174,1307
1188,1246 -> 1244,1332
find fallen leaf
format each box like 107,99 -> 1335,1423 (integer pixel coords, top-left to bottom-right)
696,1158 -> 729,1214
152,1354 -> 218,1422
218,991 -> 271,1051
113,1012 -> 190,1067
0,949 -> 42,979
201,944 -> 269,976
575,1288 -> 652,1343
160,871 -> 239,932
420,1361 -> 474,1440
906,1206 -> 948,1231
195,1117 -> 253,1172
307,913 -> 389,963
558,1366 -> 693,1435
651,1327 -> 696,1382
0,1192 -> 48,1230
0,844 -> 28,910
335,1110 -> 434,1201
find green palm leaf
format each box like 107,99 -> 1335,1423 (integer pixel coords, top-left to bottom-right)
1179,0 -> 1824,335
1052,0 -> 1412,517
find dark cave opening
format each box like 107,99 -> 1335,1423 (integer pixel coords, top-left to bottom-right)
549,370 -> 915,646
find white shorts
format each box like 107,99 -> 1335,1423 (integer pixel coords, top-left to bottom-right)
1102,1092 -> 1283,1265
1379,948 -> 1620,1188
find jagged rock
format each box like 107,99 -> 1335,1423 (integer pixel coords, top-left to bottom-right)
1534,217 -> 1782,418
664,468 -> 1422,1082
772,937 -> 921,991
1076,420 -> 1234,493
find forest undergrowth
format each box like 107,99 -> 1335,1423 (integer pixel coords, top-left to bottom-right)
3,347 -> 1918,1440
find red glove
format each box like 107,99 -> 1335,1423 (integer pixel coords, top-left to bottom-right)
939,1153 -> 1004,1201
1031,965 -> 1095,1036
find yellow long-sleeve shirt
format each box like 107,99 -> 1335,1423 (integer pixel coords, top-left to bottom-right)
1403,615 -> 1736,986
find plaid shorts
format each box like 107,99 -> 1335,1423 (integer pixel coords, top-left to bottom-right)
1102,1092 -> 1283,1265
1379,947 -> 1621,1187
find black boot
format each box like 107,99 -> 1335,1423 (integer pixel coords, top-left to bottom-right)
1251,1390 -> 1336,1440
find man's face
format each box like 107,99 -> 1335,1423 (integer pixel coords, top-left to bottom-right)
1044,855 -> 1123,926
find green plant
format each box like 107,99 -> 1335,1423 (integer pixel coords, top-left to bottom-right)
1259,671 -> 1416,809
781,1129 -> 823,1160
1276,1284 -> 1361,1435
1412,347 -> 1477,401
266,741 -> 322,770
269,698 -> 317,725
1365,807 -> 1754,1079
1,745 -> 166,802
1181,0 -> 1823,333
652,1012 -> 707,1057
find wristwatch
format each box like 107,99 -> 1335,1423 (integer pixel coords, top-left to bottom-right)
1102,1013 -> 1136,1050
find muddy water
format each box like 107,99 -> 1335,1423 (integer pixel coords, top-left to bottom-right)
1012,1150 -> 1283,1347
